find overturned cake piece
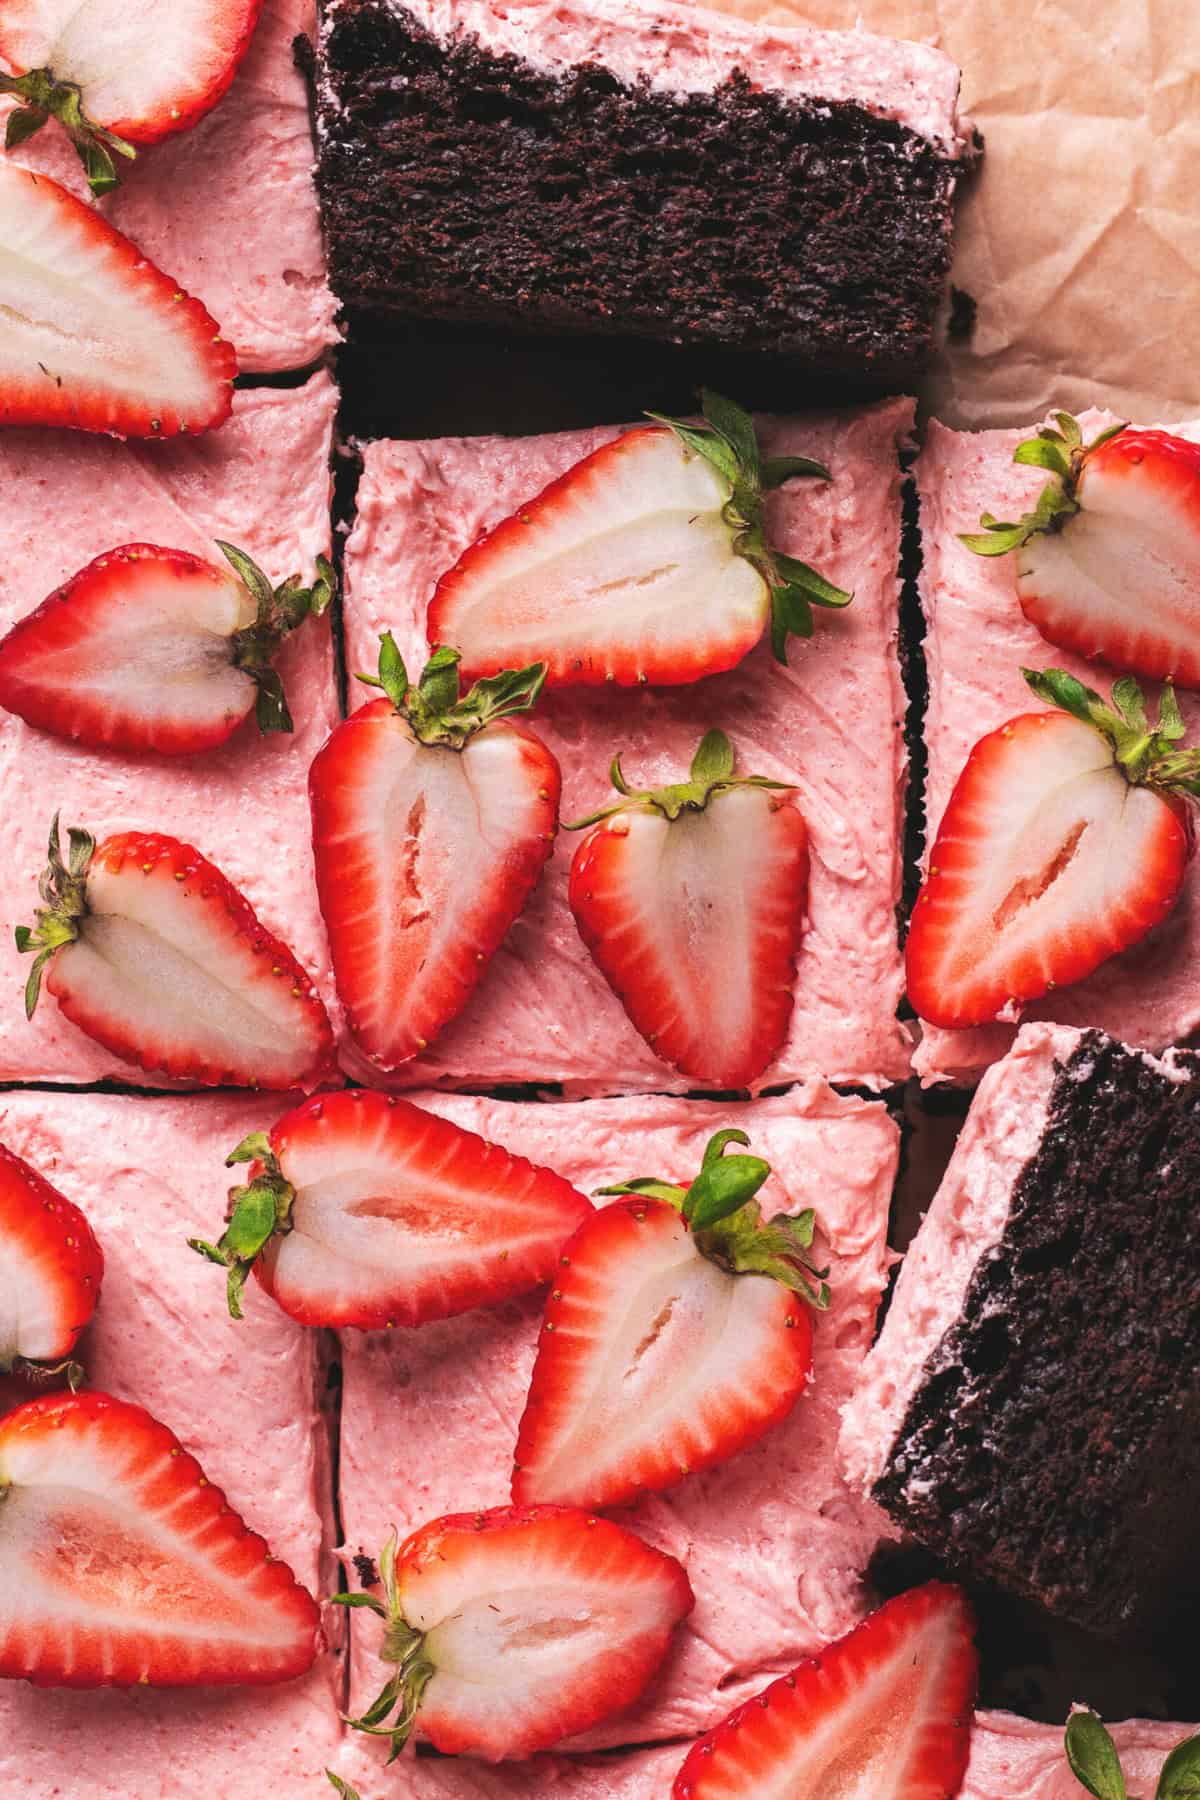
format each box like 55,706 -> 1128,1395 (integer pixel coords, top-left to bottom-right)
316,0 -> 972,378
840,1022 -> 1200,1640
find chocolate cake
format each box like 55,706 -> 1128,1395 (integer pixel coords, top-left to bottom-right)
314,0 -> 973,381
840,1022 -> 1200,1642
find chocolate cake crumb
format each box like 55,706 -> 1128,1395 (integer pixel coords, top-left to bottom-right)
873,1030 -> 1200,1640
315,0 -> 965,379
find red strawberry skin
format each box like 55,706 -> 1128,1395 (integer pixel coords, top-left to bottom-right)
569,790 -> 808,1088
45,831 -> 334,1089
0,1142 -> 103,1369
513,1197 -> 812,1509
907,711 -> 1191,1029
0,0 -> 265,143
1019,430 -> 1200,689
309,699 -> 561,1069
0,1389 -> 320,1687
253,1088 -> 591,1328
0,164 -> 236,437
0,544 -> 257,754
394,1504 -> 693,1761
673,1582 -> 978,1799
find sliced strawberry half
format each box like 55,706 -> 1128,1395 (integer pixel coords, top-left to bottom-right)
0,164 -> 236,436
568,729 -> 809,1087
16,818 -> 334,1089
0,1388 -> 320,1687
335,1506 -> 693,1762
907,670 -> 1200,1029
188,1087 -> 591,1327
0,1142 -> 102,1385
513,1127 -> 828,1510
673,1581 -> 977,1799
310,639 -> 560,1071
0,541 -> 333,754
963,413 -> 1200,691
428,390 -> 851,688
1,0 -> 264,193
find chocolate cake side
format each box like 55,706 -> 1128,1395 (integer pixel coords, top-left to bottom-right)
315,0 -> 966,380
872,1030 -> 1200,1642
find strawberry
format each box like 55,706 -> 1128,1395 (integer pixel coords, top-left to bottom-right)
0,542 -> 333,754
1,0 -> 263,194
334,1506 -> 693,1762
0,1142 -> 102,1388
0,163 -> 236,436
1065,1708 -> 1200,1800
513,1127 -> 828,1511
16,817 -> 334,1089
567,729 -> 809,1088
310,638 -> 560,1071
0,1388 -> 320,1687
963,414 -> 1200,691
188,1087 -> 591,1326
672,1582 -> 978,1799
428,390 -> 851,688
907,670 -> 1200,1030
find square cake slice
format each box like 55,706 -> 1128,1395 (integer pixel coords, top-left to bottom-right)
338,1081 -> 898,1759
964,1710 -> 1193,1800
0,1090 -> 343,1795
341,401 -> 913,1092
840,1021 -> 1200,1640
915,412 -> 1200,1085
315,0 -> 970,377
2,0 -> 336,373
0,373 -> 340,1087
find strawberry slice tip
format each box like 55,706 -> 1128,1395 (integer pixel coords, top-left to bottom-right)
0,1388 -> 320,1687
0,163 -> 236,436
513,1126 -> 829,1510
0,1142 -> 103,1388
333,1506 -> 693,1763
907,668 -> 1200,1029
428,389 -> 850,689
672,1581 -> 978,1799
188,1086 -> 591,1326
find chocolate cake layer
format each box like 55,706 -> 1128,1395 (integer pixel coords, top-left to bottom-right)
315,0 -> 968,379
873,1030 -> 1200,1641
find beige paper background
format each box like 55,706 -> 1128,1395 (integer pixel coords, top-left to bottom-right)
708,0 -> 1200,427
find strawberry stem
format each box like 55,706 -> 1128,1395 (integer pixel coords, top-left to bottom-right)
960,413 -> 1129,557
331,1530 -> 435,1763
1024,668 -> 1200,797
649,389 -> 852,663
14,816 -> 94,1018
356,635 -> 547,749
1,69 -> 137,197
565,729 -> 793,829
223,544 -> 335,735
188,1132 -> 296,1320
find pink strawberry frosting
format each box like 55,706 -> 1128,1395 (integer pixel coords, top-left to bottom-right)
341,402 -> 914,1093
337,1081 -> 898,1762
327,0 -> 969,155
964,1709 -> 1192,1799
916,411 -> 1200,1084
1,0 -> 335,373
331,1739 -> 685,1798
0,373 -> 341,1087
0,1088 -> 343,1794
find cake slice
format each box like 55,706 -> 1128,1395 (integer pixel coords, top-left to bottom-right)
964,1710 -> 1194,1800
340,401 -> 913,1091
840,1021 -> 1200,1640
0,373 -> 339,1087
337,1082 -> 898,1759
0,1089 -> 343,1792
914,412 -> 1200,1084
315,0 -> 971,378
2,0 -> 335,372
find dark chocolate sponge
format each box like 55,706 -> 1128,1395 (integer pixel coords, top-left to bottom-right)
315,0 -> 966,381
873,1030 -> 1200,1642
